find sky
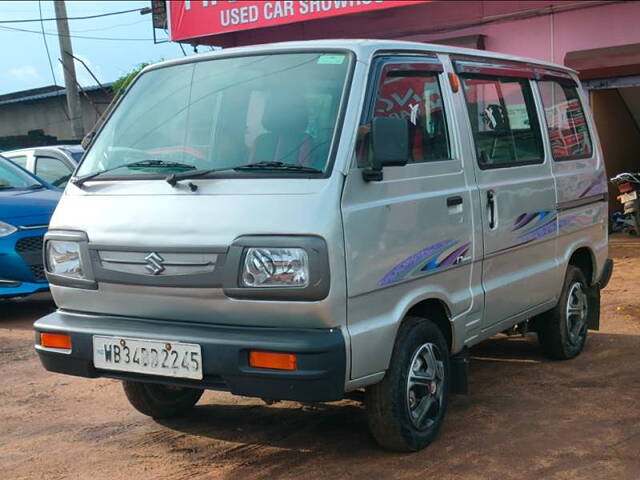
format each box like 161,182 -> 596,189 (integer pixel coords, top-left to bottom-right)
0,0 -> 190,95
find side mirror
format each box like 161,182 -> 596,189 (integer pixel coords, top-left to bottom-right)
363,117 -> 409,181
81,131 -> 95,150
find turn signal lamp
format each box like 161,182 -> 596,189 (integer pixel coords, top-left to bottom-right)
40,332 -> 72,350
249,351 -> 297,371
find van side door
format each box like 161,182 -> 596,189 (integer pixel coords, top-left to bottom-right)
537,74 -> 608,287
455,58 -> 560,331
342,55 -> 478,380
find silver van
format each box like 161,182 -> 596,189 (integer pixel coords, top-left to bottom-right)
34,40 -> 613,451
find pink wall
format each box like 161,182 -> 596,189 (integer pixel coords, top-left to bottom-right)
401,1 -> 640,65
195,1 -> 640,68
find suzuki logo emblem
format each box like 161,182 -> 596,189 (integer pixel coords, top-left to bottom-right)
144,252 -> 165,275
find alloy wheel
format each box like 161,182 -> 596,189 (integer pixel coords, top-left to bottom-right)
405,342 -> 445,429
565,282 -> 588,347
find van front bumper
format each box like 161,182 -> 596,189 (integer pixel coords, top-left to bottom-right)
34,310 -> 346,402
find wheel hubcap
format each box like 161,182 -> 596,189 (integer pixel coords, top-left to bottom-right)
566,282 -> 588,346
406,342 -> 445,430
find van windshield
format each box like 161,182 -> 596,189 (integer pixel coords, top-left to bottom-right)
77,52 -> 352,179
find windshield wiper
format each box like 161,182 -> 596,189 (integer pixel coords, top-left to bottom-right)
71,160 -> 197,188
165,161 -> 323,188
25,184 -> 45,190
235,162 -> 322,173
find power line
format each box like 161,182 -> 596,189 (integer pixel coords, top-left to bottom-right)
0,24 -> 153,41
65,51 -> 110,96
0,8 -> 143,24
71,19 -> 147,33
38,0 -> 69,120
38,0 -> 57,85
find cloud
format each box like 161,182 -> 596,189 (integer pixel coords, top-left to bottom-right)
56,54 -> 104,88
7,65 -> 41,82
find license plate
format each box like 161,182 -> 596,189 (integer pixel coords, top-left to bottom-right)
93,336 -> 203,380
620,191 -> 638,203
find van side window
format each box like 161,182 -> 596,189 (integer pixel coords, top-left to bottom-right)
461,75 -> 543,168
358,64 -> 451,166
538,80 -> 593,160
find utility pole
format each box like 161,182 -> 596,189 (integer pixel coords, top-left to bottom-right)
54,0 -> 84,139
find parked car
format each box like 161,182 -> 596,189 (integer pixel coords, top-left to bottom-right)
0,155 -> 60,298
34,40 -> 612,451
3,145 -> 83,188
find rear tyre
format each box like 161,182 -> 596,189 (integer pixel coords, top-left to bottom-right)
122,381 -> 204,418
537,266 -> 589,360
365,316 -> 450,452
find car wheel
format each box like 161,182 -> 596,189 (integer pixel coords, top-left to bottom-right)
538,266 -> 589,360
122,381 -> 204,418
365,316 -> 450,451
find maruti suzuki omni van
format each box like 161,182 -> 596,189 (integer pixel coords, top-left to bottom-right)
34,40 -> 613,451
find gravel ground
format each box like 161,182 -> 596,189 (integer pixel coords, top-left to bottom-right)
1,234 -> 639,480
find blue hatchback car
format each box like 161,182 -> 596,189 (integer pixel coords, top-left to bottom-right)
0,155 -> 61,298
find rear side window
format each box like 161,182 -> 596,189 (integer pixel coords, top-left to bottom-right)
538,80 -> 592,160
35,156 -> 72,187
461,75 -> 543,168
358,62 -> 451,166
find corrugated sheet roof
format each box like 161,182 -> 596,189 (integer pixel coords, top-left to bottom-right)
0,83 -> 113,107
0,85 -> 65,103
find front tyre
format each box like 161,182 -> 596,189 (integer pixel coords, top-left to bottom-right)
538,266 -> 589,360
365,316 -> 450,452
122,381 -> 204,419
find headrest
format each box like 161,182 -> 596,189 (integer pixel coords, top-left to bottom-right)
262,92 -> 308,133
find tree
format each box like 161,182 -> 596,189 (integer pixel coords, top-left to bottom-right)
112,62 -> 150,96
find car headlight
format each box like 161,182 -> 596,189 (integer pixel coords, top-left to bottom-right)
0,220 -> 17,237
241,247 -> 309,288
46,240 -> 84,278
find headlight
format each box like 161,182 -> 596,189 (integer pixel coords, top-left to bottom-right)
241,247 -> 309,288
0,221 -> 17,237
46,240 -> 84,278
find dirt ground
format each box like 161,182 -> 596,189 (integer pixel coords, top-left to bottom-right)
1,235 -> 639,480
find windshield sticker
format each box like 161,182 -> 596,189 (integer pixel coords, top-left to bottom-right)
317,54 -> 345,65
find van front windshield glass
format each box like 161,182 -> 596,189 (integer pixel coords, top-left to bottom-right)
77,52 -> 352,179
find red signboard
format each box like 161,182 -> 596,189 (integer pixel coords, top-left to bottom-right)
168,0 -> 428,42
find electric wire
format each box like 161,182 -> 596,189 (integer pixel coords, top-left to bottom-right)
71,18 -> 148,33
0,24 -> 153,41
0,8 -> 143,24
38,0 -> 69,120
38,0 -> 58,86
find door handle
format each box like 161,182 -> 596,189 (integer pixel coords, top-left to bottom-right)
487,190 -> 496,229
447,196 -> 463,207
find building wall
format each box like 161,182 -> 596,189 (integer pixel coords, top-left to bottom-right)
0,91 -> 112,143
200,1 -> 640,70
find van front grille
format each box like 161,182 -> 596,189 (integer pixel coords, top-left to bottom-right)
96,250 -> 219,277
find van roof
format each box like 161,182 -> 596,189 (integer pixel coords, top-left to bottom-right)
148,39 -> 577,75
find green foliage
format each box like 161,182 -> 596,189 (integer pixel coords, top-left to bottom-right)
112,62 -> 151,95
